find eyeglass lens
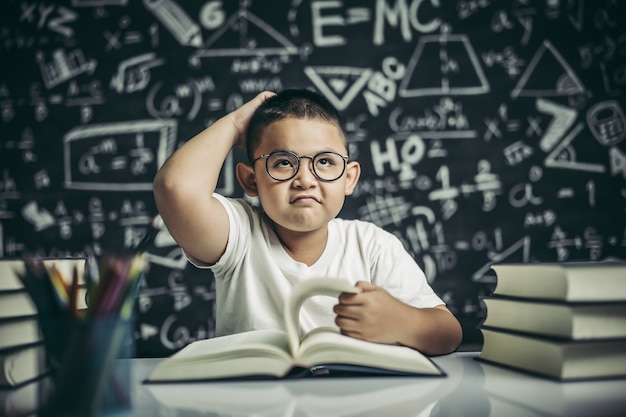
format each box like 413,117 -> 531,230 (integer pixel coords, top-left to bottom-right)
266,152 -> 346,181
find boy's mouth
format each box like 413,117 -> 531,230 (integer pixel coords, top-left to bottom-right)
290,194 -> 320,204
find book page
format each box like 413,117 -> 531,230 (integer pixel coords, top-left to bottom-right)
146,329 -> 294,381
283,278 -> 358,357
165,329 -> 290,361
295,327 -> 442,375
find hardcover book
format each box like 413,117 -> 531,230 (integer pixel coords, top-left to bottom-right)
490,261 -> 626,302
478,328 -> 626,380
481,297 -> 626,340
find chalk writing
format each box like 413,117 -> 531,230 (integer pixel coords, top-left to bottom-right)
0,0 -> 624,356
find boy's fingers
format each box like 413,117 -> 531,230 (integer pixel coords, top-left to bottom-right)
337,292 -> 362,304
335,314 -> 361,332
333,304 -> 361,317
256,90 -> 276,102
355,281 -> 377,291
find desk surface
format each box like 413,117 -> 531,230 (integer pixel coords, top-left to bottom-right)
121,352 -> 626,417
5,352 -> 624,417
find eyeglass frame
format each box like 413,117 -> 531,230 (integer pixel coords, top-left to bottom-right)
252,150 -> 350,182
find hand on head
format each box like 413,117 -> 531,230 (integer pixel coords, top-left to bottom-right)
231,91 -> 276,149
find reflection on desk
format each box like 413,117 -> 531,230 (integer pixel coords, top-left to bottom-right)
145,361 -> 461,417
3,352 -> 625,417
136,353 -> 625,417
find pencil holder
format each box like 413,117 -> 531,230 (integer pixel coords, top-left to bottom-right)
40,315 -> 135,417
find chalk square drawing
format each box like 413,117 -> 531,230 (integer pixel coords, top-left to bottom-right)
399,33 -> 489,97
63,119 -> 177,191
511,40 -> 585,98
304,67 -> 372,111
192,10 -> 298,58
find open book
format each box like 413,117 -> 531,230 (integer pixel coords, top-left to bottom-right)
145,278 -> 445,382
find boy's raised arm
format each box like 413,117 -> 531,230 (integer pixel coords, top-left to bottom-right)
153,91 -> 275,265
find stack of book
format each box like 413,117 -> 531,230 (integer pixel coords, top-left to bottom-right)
478,261 -> 626,381
0,258 -> 85,416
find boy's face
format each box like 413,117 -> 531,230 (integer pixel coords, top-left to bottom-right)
240,117 -> 360,235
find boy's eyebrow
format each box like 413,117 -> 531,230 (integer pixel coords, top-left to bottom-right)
265,148 -> 348,156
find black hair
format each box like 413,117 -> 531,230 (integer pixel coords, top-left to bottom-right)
245,88 -> 347,163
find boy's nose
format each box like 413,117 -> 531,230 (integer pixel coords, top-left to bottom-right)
292,158 -> 318,187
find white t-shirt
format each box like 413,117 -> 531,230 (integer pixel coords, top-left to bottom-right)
190,194 -> 444,337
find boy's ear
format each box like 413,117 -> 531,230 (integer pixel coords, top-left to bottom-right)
343,161 -> 361,196
236,162 -> 258,197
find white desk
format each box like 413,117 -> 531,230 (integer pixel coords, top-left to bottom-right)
123,352 -> 625,417
4,352 -> 624,416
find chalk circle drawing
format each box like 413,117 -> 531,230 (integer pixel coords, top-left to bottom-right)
304,66 -> 372,111
146,79 -> 204,121
63,119 -> 177,191
399,32 -> 490,97
511,39 -> 586,98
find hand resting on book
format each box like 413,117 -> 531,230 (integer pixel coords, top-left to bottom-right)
334,281 -> 462,355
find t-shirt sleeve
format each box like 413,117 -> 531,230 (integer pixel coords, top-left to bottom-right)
207,194 -> 254,280
181,194 -> 252,274
371,232 -> 445,308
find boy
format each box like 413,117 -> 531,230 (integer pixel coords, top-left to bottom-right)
153,89 -> 462,355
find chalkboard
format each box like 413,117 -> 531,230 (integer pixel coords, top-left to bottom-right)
1,0 -> 625,356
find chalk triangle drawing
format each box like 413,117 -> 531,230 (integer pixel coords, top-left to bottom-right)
399,33 -> 489,97
472,236 -> 531,283
544,122 -> 606,173
304,66 -> 372,111
511,40 -> 585,98
194,10 -> 298,57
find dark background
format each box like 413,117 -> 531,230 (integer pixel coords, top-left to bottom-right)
1,0 -> 624,356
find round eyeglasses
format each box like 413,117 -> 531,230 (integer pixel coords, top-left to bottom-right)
252,150 -> 349,182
